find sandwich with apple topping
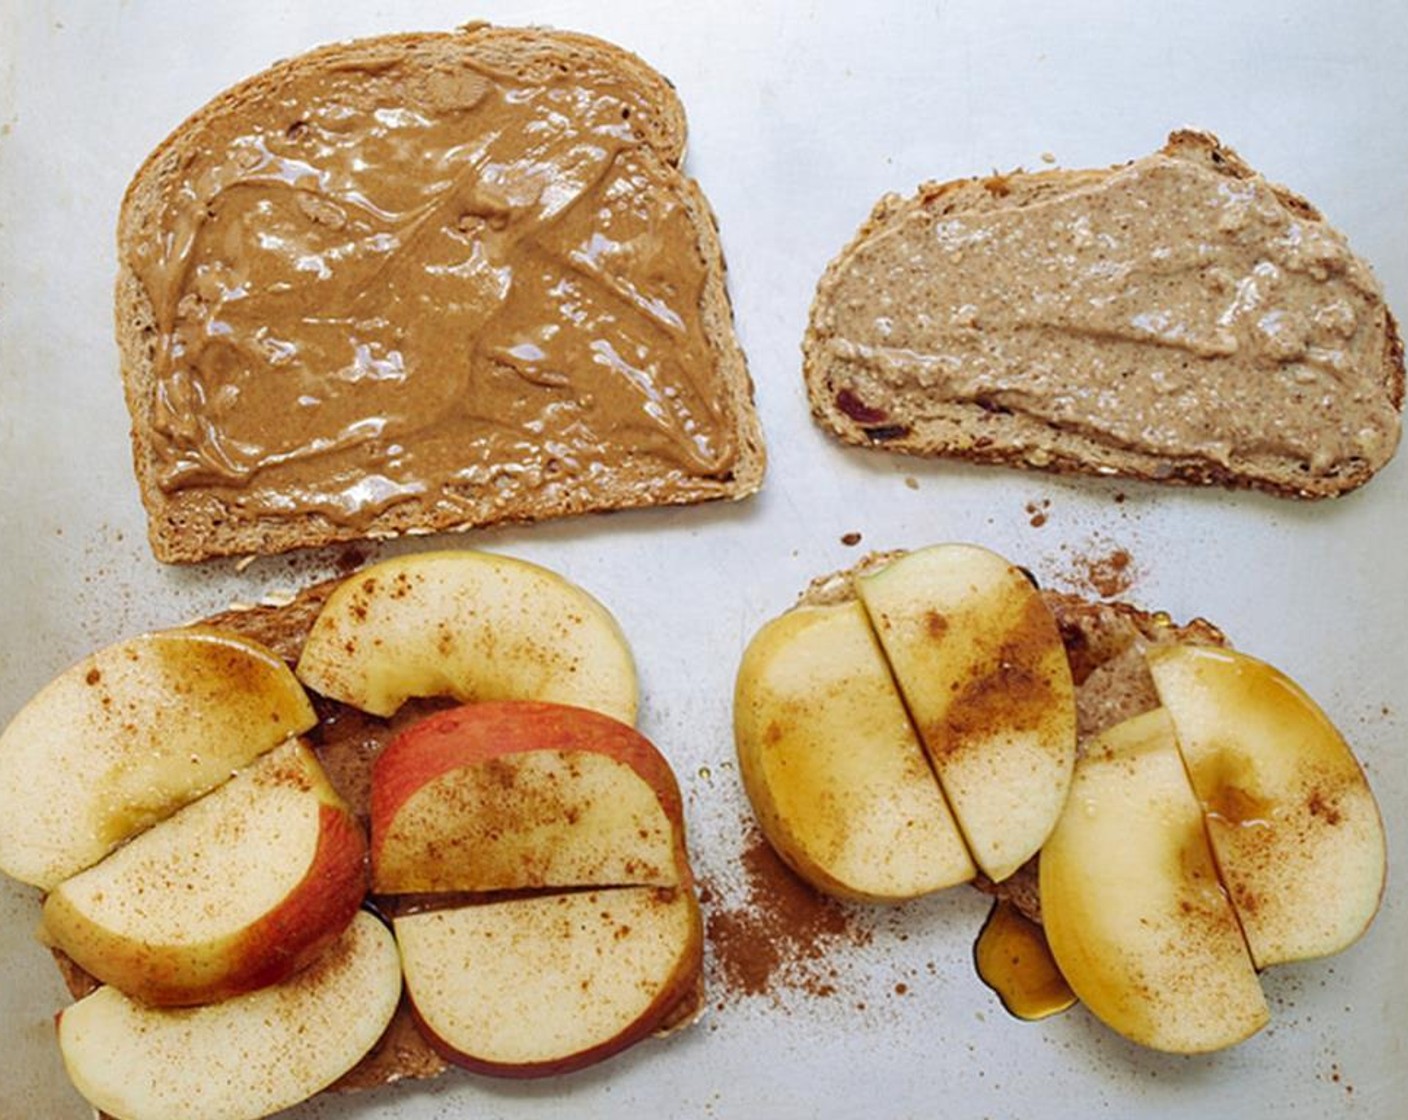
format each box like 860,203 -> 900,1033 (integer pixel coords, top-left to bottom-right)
0,549 -> 705,1119
734,543 -> 1387,1053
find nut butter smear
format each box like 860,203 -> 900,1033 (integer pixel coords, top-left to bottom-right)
130,43 -> 737,529
821,145 -> 1400,476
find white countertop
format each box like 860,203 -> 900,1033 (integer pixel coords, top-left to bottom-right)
1,2 -> 1403,1116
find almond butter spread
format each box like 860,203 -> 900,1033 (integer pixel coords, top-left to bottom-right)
129,47 -> 737,527
820,147 -> 1400,475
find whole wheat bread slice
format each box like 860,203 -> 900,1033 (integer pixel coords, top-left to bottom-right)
803,131 -> 1403,498
795,552 -> 1226,924
117,24 -> 764,563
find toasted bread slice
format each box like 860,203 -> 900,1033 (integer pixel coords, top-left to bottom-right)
803,131 -> 1403,497
796,552 -> 1226,923
117,24 -> 764,563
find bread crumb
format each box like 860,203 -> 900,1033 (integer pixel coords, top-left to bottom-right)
841,532 -> 862,547
1040,151 -> 1056,165
903,476 -> 919,490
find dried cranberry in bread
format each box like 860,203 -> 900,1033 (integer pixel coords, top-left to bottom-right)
117,24 -> 764,563
804,130 -> 1403,497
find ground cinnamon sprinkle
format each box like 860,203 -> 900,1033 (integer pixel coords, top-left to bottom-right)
702,825 -> 870,1006
1057,541 -> 1137,599
1081,548 -> 1134,597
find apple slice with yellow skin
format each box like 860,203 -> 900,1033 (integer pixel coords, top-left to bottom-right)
57,910 -> 400,1120
0,626 -> 316,889
857,544 -> 1076,883
1039,708 -> 1269,1054
734,599 -> 975,901
295,550 -> 637,723
395,886 -> 702,1077
372,701 -> 687,894
42,739 -> 367,1006
1147,644 -> 1387,968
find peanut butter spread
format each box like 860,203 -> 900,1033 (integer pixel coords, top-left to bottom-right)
821,148 -> 1400,474
130,47 -> 736,528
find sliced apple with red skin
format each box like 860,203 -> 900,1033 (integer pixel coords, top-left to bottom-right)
372,700 -> 688,894
395,887 -> 702,1078
374,700 -> 702,1075
57,910 -> 400,1120
0,626 -> 316,889
734,599 -> 975,901
42,739 -> 367,1006
1147,644 -> 1387,968
1039,708 -> 1269,1054
295,550 -> 638,723
856,544 -> 1076,883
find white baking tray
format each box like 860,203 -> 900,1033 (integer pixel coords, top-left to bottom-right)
1,2 -> 1404,1117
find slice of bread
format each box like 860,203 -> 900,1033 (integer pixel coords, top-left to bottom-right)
49,572 -> 704,1102
796,553 -> 1226,923
117,24 -> 764,563
804,130 -> 1404,498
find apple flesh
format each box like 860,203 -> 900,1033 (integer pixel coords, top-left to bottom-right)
372,700 -> 688,894
372,699 -> 704,1075
42,740 -> 367,1006
1039,708 -> 1268,1054
395,886 -> 702,1077
295,550 -> 638,723
0,626 -> 316,889
57,910 -> 400,1120
857,544 -> 1076,883
1147,644 -> 1387,968
734,599 -> 975,901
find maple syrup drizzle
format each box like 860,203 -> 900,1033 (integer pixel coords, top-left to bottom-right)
973,898 -> 1076,1021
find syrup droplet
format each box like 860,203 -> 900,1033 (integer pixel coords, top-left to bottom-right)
974,898 -> 1077,1021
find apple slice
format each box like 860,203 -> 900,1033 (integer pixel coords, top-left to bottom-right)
1147,644 -> 1386,968
42,740 -> 367,1006
0,626 -> 316,889
372,701 -> 687,894
734,599 -> 975,901
857,543 -> 1076,883
1039,708 -> 1269,1054
395,886 -> 702,1077
295,550 -> 637,723
57,910 -> 400,1120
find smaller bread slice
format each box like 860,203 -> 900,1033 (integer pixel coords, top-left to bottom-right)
117,23 -> 764,563
803,130 -> 1404,497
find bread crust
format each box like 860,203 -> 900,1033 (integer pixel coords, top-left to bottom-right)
802,130 -> 1405,499
117,24 -> 764,563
